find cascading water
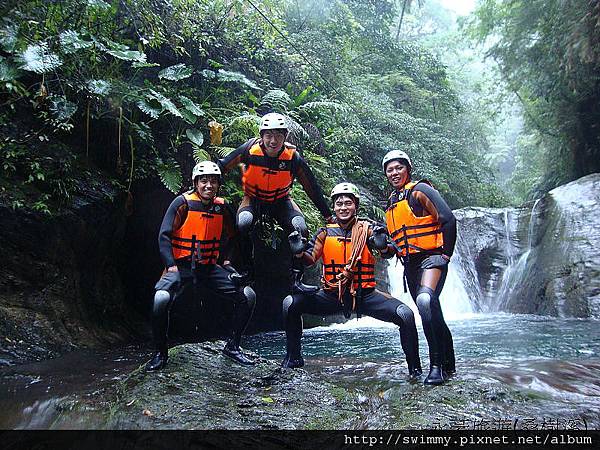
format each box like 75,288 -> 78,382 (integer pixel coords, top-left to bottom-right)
494,199 -> 541,311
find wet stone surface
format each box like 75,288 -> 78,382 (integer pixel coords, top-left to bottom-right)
108,342 -> 359,429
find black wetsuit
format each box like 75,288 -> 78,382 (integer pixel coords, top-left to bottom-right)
385,181 -> 457,372
152,195 -> 254,354
218,138 -> 332,234
284,220 -> 421,372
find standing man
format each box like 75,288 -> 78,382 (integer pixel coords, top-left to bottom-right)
217,113 -> 332,290
146,161 -> 256,371
281,182 -> 422,379
381,150 -> 456,385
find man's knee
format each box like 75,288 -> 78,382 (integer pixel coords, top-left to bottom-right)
242,286 -> 256,310
237,210 -> 254,234
416,286 -> 435,322
291,215 -> 308,237
282,295 -> 294,321
395,304 -> 416,327
153,290 -> 171,314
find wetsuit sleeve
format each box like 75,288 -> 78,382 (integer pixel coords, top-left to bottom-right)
158,195 -> 188,268
216,138 -> 255,173
300,228 -> 327,267
412,183 -> 457,257
219,202 -> 237,264
292,152 -> 332,219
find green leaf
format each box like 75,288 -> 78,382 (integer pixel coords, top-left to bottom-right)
132,122 -> 154,145
193,148 -> 211,163
106,48 -> 146,62
59,30 -> 92,54
86,79 -> 111,96
179,96 -> 205,117
186,128 -> 204,147
159,63 -> 193,81
137,99 -> 161,119
180,109 -> 197,124
157,159 -> 182,194
148,90 -> 182,118
216,69 -> 260,90
19,43 -> 62,74
49,96 -> 78,121
261,397 -> 274,403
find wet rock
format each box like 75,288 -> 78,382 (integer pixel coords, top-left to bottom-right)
0,179 -> 143,366
454,173 -> 600,318
108,341 -> 358,429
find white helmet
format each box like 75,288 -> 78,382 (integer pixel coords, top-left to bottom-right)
259,113 -> 288,133
330,182 -> 360,203
382,150 -> 412,172
192,161 -> 221,182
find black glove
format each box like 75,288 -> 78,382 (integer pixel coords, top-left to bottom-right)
421,255 -> 450,269
288,231 -> 307,255
368,225 -> 389,250
223,264 -> 246,286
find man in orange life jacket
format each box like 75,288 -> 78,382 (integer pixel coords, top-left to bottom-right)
380,150 -> 456,385
217,113 -> 332,289
281,182 -> 421,378
146,161 -> 256,371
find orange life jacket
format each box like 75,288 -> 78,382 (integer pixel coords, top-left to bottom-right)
321,224 -> 376,291
385,180 -> 444,257
171,193 -> 224,265
241,141 -> 295,202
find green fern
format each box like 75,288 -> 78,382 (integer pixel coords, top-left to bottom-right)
19,42 -> 62,74
210,146 -> 236,158
260,89 -> 292,112
193,148 -> 211,163
157,159 -> 182,194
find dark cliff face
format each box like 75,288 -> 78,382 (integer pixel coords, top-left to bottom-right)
454,173 -> 600,319
0,180 -> 143,366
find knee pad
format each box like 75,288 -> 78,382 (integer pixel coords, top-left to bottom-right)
291,215 -> 308,237
237,210 -> 254,234
416,287 -> 435,322
395,304 -> 415,327
243,286 -> 256,310
282,295 -> 294,322
153,290 -> 171,313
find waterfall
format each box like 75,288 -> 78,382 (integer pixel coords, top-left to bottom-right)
387,257 -> 474,324
495,199 -> 541,311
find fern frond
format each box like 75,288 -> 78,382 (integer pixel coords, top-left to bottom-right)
157,159 -> 182,194
210,146 -> 236,158
260,89 -> 292,113
193,148 -> 211,163
19,42 -> 62,74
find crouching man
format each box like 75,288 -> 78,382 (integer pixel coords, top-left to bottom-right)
146,161 -> 256,371
281,182 -> 421,379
